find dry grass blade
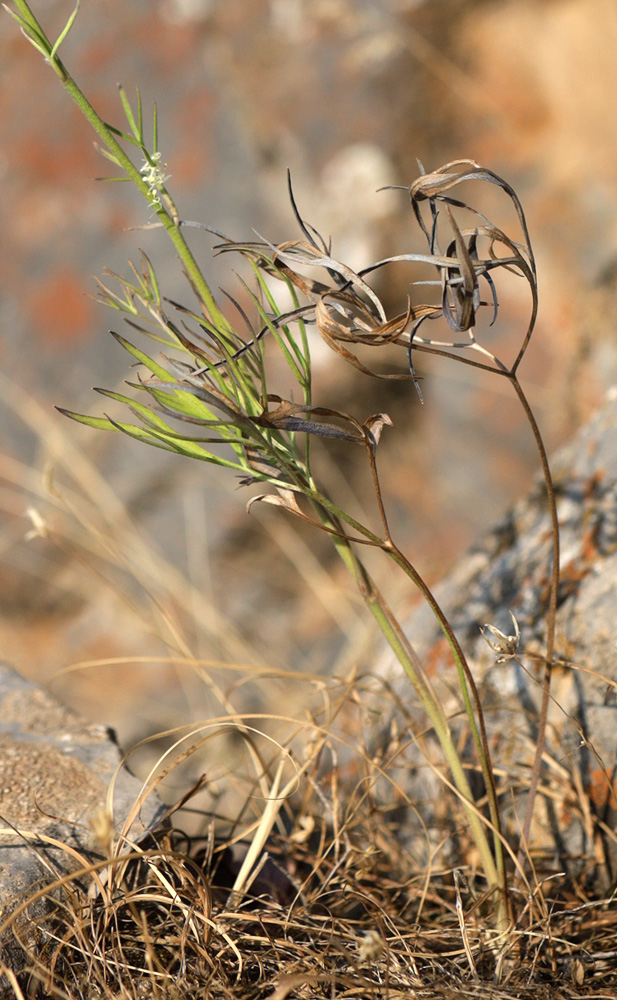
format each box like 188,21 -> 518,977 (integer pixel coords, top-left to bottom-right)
4,706 -> 617,1000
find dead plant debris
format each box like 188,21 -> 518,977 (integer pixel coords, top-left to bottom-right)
4,765 -> 617,999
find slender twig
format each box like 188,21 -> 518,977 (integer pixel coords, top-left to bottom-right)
508,375 -> 560,867
363,428 -> 509,914
382,537 -> 509,909
327,527 -> 503,896
310,492 -> 511,932
407,346 -> 561,872
8,0 -> 228,332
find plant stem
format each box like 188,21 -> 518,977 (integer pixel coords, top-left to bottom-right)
63,77 -> 227,329
326,525 -> 511,932
382,540 -> 508,909
508,375 -> 560,867
11,0 -> 227,331
363,436 -> 508,913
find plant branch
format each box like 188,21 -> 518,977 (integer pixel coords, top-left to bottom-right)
508,374 -> 560,868
329,530 -> 502,890
312,505 -> 511,932
381,539 -> 508,908
7,0 -> 228,331
363,418 -> 507,908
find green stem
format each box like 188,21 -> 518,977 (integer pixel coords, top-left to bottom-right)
327,524 -> 510,931
400,348 -> 560,875
12,0 -> 227,331
362,419 -> 507,903
382,540 -> 507,900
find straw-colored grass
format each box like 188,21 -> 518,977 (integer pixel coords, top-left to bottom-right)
3,685 -> 617,998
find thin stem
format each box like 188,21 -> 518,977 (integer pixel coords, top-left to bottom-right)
364,428 -> 508,904
365,431 -> 392,541
11,0 -> 227,331
329,532 -> 502,895
313,506 -> 511,932
508,375 -> 560,867
299,456 -> 510,924
383,539 -> 508,910
399,342 -> 560,871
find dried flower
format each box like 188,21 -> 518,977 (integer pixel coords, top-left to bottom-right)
480,611 -> 521,662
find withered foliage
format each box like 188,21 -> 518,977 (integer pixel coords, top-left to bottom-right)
211,159 -> 538,401
3,712 -> 616,1000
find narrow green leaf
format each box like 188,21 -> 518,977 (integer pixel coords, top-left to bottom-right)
50,0 -> 79,61
287,281 -> 311,404
24,34 -> 49,58
102,121 -> 143,147
58,407 -> 196,455
142,384 -> 219,424
94,388 -> 172,430
124,318 -> 183,349
96,146 -> 123,167
136,88 -> 143,144
8,12 -> 49,57
118,84 -> 141,142
152,101 -> 158,152
142,252 -> 161,306
111,331 -> 170,380
7,1 -> 39,30
94,280 -> 135,313
108,416 -> 247,468
248,262 -> 307,374
56,408 -> 119,432
106,421 -> 183,453
244,278 -> 305,386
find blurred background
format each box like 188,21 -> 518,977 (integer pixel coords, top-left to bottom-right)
2,0 -> 617,768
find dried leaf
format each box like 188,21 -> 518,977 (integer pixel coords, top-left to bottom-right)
252,397 -> 364,443
247,487 -> 305,517
364,413 -> 393,449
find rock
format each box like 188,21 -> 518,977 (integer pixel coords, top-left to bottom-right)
0,663 -> 164,977
373,388 -> 617,883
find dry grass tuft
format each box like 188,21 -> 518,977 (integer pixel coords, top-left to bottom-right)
3,688 -> 617,999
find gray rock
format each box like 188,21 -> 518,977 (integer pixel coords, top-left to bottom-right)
374,388 -> 617,882
0,663 -> 164,978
